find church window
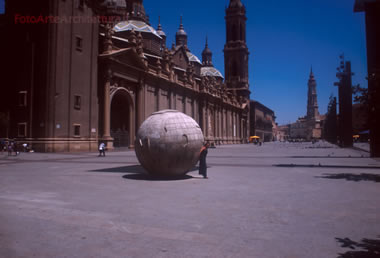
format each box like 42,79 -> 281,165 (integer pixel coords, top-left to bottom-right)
74,95 -> 81,110
74,124 -> 81,137
75,36 -> 83,52
18,91 -> 27,107
18,123 -> 27,137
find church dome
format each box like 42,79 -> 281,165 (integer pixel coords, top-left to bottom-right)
156,20 -> 166,37
157,28 -> 166,37
176,16 -> 188,37
202,45 -> 212,55
176,26 -> 187,37
114,20 -> 162,39
201,67 -> 224,79
186,51 -> 202,65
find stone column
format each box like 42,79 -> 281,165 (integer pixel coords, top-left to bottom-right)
103,69 -> 113,149
201,101 -> 207,141
136,79 -> 145,130
129,103 -> 135,149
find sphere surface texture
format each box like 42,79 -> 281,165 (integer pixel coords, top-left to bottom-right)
135,110 -> 204,177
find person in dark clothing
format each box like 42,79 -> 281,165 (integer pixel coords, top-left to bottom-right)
199,142 -> 210,179
7,142 -> 13,156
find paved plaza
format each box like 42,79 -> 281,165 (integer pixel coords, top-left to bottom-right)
0,142 -> 380,258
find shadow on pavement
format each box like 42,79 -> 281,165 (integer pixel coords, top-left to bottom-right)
275,164 -> 380,169
89,165 -> 144,174
336,236 -> 380,257
316,173 -> 380,183
91,164 -> 202,181
122,173 -> 195,181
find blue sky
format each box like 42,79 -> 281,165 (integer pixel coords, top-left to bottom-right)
0,0 -> 367,125
0,0 -> 4,14
144,0 -> 367,125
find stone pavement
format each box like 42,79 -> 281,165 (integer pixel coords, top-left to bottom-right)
0,142 -> 379,258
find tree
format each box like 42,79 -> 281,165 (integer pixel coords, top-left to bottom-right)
323,95 -> 337,144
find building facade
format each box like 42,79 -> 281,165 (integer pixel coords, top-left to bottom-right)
0,0 -> 250,152
249,100 -> 275,142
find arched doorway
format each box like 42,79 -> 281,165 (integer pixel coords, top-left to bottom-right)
110,89 -> 133,148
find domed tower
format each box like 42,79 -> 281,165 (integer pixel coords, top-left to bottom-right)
202,37 -> 213,66
176,16 -> 188,46
224,0 -> 250,99
201,37 -> 224,82
156,16 -> 166,49
126,0 -> 149,23
307,67 -> 319,119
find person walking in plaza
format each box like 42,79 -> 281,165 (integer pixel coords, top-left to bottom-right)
7,142 -> 13,156
0,139 -> 4,154
199,142 -> 210,179
98,142 -> 106,157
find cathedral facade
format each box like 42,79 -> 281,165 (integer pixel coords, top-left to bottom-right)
0,0 -> 250,152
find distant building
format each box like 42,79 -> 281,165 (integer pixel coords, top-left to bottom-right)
289,68 -> 322,140
250,100 -> 275,142
274,124 -> 290,142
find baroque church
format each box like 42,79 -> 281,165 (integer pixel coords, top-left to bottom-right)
0,0 -> 250,152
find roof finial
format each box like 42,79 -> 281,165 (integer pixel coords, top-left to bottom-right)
157,15 -> 162,30
205,36 -> 208,48
178,15 -> 185,30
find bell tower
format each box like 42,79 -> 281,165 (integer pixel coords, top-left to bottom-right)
224,0 -> 250,99
307,67 -> 319,119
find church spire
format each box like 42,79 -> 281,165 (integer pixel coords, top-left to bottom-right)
156,16 -> 166,48
176,16 -> 188,46
307,67 -> 319,119
202,36 -> 213,66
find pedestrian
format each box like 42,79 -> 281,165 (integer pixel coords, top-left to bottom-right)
7,142 -> 13,156
199,142 -> 210,179
98,142 -> 106,157
14,142 -> 20,156
0,139 -> 4,154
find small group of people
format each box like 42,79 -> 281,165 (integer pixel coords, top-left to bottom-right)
0,140 -> 20,156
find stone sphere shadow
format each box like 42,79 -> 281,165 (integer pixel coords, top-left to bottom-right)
122,173 -> 194,181
121,165 -> 196,181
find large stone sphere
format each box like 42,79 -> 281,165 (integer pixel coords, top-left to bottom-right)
135,110 -> 204,177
